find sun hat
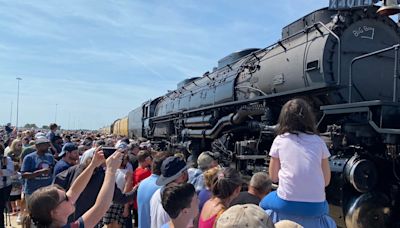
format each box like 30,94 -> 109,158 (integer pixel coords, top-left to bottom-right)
156,156 -> 188,186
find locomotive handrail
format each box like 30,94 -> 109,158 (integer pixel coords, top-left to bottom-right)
316,22 -> 341,86
368,110 -> 400,134
235,85 -> 268,96
248,21 -> 337,69
149,84 -> 334,122
349,44 -> 400,103
240,21 -> 341,87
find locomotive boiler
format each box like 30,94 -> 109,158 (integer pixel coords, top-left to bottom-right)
112,2 -> 400,227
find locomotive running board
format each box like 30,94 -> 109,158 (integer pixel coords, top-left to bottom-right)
320,100 -> 400,135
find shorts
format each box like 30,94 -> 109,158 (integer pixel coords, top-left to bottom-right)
102,203 -> 125,225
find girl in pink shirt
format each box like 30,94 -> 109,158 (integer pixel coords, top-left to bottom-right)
261,98 -> 334,226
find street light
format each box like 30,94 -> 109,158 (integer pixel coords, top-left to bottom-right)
55,104 -> 58,123
16,77 -> 22,130
9,101 -> 13,124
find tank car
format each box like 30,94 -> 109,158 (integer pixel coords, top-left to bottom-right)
116,2 -> 400,227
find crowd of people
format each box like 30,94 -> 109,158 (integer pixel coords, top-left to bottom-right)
0,98 -> 337,228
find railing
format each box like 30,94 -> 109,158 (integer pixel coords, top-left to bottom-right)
349,44 -> 400,103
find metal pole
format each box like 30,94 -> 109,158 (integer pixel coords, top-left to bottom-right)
16,77 -> 22,130
55,104 -> 58,123
394,46 -> 398,102
68,113 -> 70,130
9,101 -> 13,124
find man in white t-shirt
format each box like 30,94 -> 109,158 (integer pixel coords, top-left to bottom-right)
150,156 -> 188,228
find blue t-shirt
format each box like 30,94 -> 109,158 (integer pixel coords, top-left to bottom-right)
198,189 -> 212,212
54,159 -> 72,176
47,131 -> 56,143
161,223 -> 170,228
137,174 -> 161,228
21,152 -> 54,194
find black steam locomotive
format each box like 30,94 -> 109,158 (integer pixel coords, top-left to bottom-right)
110,2 -> 400,227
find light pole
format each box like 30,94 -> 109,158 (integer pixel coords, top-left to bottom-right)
9,101 -> 13,124
16,77 -> 22,130
55,104 -> 58,123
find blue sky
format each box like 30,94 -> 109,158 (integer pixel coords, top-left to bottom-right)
0,0 -> 328,130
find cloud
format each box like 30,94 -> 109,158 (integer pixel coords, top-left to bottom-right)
0,0 -> 329,129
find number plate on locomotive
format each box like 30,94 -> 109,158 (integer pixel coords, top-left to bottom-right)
329,0 -> 375,10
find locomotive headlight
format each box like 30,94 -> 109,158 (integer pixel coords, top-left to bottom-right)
344,156 -> 378,193
377,0 -> 400,16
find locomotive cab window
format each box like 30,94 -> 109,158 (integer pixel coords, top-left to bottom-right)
143,106 -> 149,118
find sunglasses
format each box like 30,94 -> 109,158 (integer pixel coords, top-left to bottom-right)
57,193 -> 69,206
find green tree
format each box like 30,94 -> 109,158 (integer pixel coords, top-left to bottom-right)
24,123 -> 38,129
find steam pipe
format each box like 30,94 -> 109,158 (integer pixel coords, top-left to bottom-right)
183,115 -> 213,128
182,114 -> 234,139
182,108 -> 264,139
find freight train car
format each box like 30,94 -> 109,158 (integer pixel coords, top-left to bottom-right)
99,126 -> 111,135
112,117 -> 129,137
109,2 -> 400,227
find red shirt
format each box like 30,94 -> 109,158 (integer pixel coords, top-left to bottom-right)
132,166 -> 151,209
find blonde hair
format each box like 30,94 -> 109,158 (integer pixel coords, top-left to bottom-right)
204,167 -> 220,189
10,138 -> 23,153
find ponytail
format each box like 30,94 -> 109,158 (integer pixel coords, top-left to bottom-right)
211,167 -> 242,200
21,214 -> 32,228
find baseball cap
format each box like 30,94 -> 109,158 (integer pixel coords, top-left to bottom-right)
34,132 -> 46,139
275,220 -> 304,228
58,143 -> 78,157
35,136 -> 50,145
80,148 -> 95,164
115,141 -> 128,150
215,204 -> 274,228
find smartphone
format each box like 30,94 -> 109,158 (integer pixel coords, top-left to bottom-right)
102,147 -> 117,158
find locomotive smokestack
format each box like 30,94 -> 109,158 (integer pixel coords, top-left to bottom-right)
377,0 -> 400,16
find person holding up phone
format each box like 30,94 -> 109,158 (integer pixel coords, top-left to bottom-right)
54,144 -> 137,225
26,148 -> 124,228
